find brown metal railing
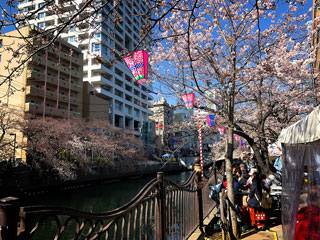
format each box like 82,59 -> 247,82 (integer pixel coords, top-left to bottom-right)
0,166 -> 216,240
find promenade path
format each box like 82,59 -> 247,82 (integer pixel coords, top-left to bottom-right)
188,208 -> 283,240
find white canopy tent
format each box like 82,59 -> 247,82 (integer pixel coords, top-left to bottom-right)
278,106 -> 320,240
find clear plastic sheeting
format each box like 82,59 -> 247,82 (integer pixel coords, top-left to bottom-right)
281,141 -> 320,240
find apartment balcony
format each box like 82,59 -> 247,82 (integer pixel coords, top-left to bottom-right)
25,102 -> 80,118
25,86 -> 81,106
47,48 -> 82,66
40,15 -> 56,22
17,1 -> 34,10
58,93 -> 80,106
90,75 -> 113,85
26,70 -> 82,93
58,0 -> 76,12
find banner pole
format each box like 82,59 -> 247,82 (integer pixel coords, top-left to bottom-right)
198,98 -> 203,178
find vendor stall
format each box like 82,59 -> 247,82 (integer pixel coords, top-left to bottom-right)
278,106 -> 320,240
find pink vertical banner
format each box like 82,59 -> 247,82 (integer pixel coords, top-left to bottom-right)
206,115 -> 215,127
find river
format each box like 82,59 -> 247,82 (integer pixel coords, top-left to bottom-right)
21,171 -> 193,213
19,171 -> 193,239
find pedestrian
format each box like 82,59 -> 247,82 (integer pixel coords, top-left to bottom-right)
236,168 -> 247,187
247,153 -> 257,171
247,169 -> 267,228
274,152 -> 283,175
264,165 -> 281,190
247,170 -> 262,209
240,163 -> 249,179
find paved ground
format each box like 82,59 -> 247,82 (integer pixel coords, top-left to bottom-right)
241,225 -> 282,240
188,208 -> 283,240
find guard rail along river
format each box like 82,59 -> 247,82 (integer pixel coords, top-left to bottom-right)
0,161 -> 217,240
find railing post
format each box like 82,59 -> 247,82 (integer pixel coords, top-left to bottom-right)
156,172 -> 166,240
194,159 -> 204,230
0,197 -> 19,240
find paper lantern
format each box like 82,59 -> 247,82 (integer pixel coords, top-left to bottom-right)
234,134 -> 241,141
206,115 -> 215,127
181,93 -> 195,110
123,50 -> 148,84
217,127 -> 225,135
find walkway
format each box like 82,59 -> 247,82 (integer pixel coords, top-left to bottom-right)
188,208 -> 283,240
241,225 -> 283,240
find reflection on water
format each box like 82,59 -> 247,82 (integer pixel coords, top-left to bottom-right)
20,171 -> 192,239
21,171 -> 192,212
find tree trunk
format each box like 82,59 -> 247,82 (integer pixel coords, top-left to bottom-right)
220,191 -> 227,240
251,142 -> 269,175
226,126 -> 238,239
225,47 -> 239,239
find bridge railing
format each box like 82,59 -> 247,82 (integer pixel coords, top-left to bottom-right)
0,166 -> 216,240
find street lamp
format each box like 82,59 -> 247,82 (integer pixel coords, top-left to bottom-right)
9,133 -> 16,164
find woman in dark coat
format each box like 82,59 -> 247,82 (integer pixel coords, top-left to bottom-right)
247,171 -> 262,208
247,171 -> 266,228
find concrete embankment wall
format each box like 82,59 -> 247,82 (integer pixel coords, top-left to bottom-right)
0,161 -> 184,198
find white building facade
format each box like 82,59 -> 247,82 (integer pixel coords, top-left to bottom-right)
18,0 -> 153,135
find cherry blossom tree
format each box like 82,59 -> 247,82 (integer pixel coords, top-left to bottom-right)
0,104 -> 24,162
24,116 -> 146,180
148,0 -> 314,237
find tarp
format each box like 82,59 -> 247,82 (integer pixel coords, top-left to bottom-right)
278,106 -> 320,144
277,106 -> 320,240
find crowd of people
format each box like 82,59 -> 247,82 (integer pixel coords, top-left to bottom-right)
229,152 -> 283,230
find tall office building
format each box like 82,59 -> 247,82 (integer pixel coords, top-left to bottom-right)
18,0 -> 153,135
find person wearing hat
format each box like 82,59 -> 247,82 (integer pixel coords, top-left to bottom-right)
247,169 -> 262,207
247,170 -> 263,227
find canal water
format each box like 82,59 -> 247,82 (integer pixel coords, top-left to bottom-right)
20,171 -> 193,239
21,171 -> 192,213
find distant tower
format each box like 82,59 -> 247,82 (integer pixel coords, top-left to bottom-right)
149,98 -> 173,147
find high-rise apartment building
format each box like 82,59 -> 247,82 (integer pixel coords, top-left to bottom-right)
18,0 -> 153,135
0,26 -> 83,161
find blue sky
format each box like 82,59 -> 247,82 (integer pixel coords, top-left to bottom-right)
0,1 -> 313,105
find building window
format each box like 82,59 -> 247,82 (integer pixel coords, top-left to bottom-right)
38,12 -> 45,19
0,39 -> 2,48
103,46 -> 109,56
115,101 -> 122,111
92,43 -> 101,52
93,33 -> 101,38
37,22 -> 45,29
38,2 -> 45,8
68,36 -> 75,42
69,26 -> 75,32
94,1 -> 102,7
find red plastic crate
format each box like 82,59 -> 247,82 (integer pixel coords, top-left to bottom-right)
248,207 -> 266,227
